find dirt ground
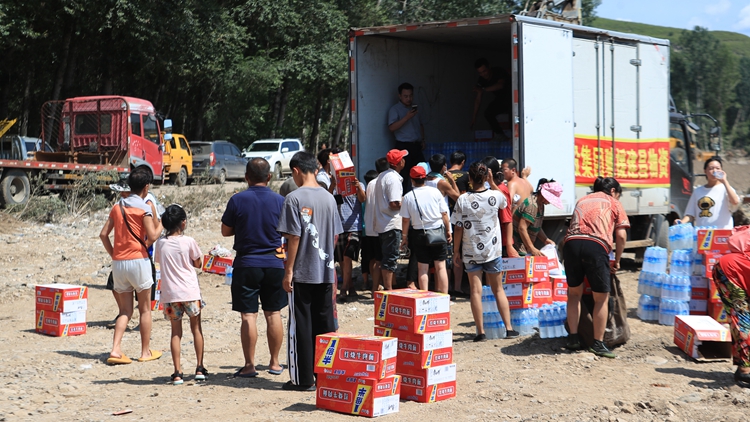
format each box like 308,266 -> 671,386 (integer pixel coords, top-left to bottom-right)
1,156 -> 750,422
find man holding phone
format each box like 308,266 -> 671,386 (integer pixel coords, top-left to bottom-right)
678,156 -> 740,229
388,82 -> 425,193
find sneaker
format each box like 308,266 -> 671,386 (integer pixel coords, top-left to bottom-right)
589,340 -> 616,358
505,329 -> 520,339
566,333 -> 581,351
282,381 -> 316,391
473,334 -> 487,342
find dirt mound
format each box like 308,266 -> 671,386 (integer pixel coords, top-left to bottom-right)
0,211 -> 24,235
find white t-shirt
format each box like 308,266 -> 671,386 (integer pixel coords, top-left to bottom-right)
685,183 -> 737,229
153,235 -> 203,303
372,169 -> 403,233
364,181 -> 378,237
401,187 -> 449,230
451,190 -> 507,264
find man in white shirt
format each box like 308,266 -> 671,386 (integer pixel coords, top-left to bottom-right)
679,156 -> 740,229
372,149 -> 408,290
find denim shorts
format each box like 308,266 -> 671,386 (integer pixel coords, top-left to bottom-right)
463,255 -> 503,274
379,229 -> 402,272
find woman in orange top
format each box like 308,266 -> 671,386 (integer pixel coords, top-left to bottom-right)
563,177 -> 629,358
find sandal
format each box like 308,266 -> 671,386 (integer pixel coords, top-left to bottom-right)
195,366 -> 209,381
171,372 -> 184,385
735,369 -> 750,387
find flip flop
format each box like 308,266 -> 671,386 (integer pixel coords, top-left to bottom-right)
267,367 -> 284,376
107,355 -> 132,365
234,369 -> 258,378
137,349 -> 162,362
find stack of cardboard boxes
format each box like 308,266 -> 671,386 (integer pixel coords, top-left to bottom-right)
695,228 -> 732,324
373,289 -> 457,403
35,284 -> 88,337
500,256 -> 555,307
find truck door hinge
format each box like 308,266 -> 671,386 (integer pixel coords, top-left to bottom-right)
630,125 -> 642,132
630,59 -> 642,66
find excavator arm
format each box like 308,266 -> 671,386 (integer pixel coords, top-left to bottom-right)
521,0 -> 582,25
0,119 -> 17,139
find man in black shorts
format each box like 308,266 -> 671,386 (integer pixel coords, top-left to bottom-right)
221,158 -> 287,378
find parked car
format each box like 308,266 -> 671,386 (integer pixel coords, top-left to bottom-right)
189,140 -> 247,184
242,138 -> 304,179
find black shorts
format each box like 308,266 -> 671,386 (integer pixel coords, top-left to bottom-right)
334,231 -> 361,262
361,236 -> 382,265
563,239 -> 611,294
231,267 -> 288,313
413,230 -> 448,264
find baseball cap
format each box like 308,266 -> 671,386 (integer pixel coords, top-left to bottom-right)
409,165 -> 427,179
540,182 -> 563,209
386,149 -> 408,166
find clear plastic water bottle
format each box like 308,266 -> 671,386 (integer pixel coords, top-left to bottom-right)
481,286 -> 489,314
497,317 -> 507,339
659,299 -> 675,326
538,308 -> 548,338
637,271 -> 648,295
224,266 -> 233,286
483,312 -> 492,338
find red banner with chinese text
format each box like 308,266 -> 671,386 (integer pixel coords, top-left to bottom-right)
574,136 -> 670,188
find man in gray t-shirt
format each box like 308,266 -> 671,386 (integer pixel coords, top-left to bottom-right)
388,82 -> 425,193
277,151 -> 343,391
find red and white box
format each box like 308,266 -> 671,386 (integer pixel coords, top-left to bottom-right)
550,276 -> 568,301
202,254 -> 233,275
673,315 -> 731,361
35,309 -> 87,337
696,229 -> 732,255
502,280 -> 553,309
691,288 -> 709,300
151,278 -> 164,311
689,299 -> 708,315
708,300 -> 729,324
35,284 -> 87,313
316,374 -> 401,418
374,289 -> 451,334
315,333 -> 398,379
703,253 -> 724,277
500,256 -> 549,283
708,277 -> 721,302
690,276 -> 709,290
398,363 -> 457,403
330,151 -> 358,197
374,327 -> 453,371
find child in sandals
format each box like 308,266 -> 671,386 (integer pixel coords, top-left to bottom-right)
154,205 -> 207,385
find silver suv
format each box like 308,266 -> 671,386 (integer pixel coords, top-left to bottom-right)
190,140 -> 248,184
242,139 -> 304,179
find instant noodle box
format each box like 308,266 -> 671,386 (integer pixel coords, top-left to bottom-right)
501,280 -> 553,309
707,300 -> 729,324
202,254 -> 233,275
373,327 -> 453,370
500,256 -> 549,283
673,315 -> 731,361
689,299 -> 708,315
703,253 -> 723,278
35,284 -> 88,313
151,278 -> 164,311
35,309 -> 87,337
316,374 -> 400,418
374,289 -> 451,334
398,363 -> 457,403
314,333 -> 398,379
550,276 -> 568,301
696,229 -> 732,255
329,151 -> 358,197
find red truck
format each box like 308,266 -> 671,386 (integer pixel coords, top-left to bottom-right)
0,96 -> 169,206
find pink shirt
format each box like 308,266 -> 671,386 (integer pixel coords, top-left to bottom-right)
154,235 -> 203,303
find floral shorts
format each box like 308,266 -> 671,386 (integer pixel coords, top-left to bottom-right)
163,300 -> 206,321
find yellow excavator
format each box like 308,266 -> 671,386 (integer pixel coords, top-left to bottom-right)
0,119 -> 17,139
521,0 -> 582,25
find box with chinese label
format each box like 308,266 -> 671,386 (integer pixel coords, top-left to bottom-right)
35,309 -> 87,337
150,277 -> 164,311
550,276 -> 568,301
330,151 -> 358,197
689,299 -> 708,315
703,252 -> 724,278
314,333 -> 398,379
35,284 -> 88,313
398,363 -> 457,403
673,315 -> 731,361
316,374 -> 400,418
202,254 -> 233,275
373,327 -> 453,371
696,229 -> 732,255
708,300 -> 729,324
500,256 -> 549,283
501,280 -> 553,309
374,289 -> 451,334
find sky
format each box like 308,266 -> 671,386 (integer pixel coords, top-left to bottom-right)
596,0 -> 750,37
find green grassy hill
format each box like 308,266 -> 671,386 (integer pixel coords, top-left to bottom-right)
589,17 -> 750,59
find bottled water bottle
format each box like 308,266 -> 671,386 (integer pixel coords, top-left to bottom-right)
224,266 -> 233,286
659,299 -> 678,326
657,247 -> 668,274
637,271 -> 649,295
638,295 -> 649,320
552,306 -> 563,338
483,312 -> 492,338
481,286 -> 490,314
497,317 -> 507,339
539,308 -> 549,339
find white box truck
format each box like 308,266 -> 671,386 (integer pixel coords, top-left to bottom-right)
349,14 -> 707,251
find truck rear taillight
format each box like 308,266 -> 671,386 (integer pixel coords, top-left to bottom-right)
209,152 -> 216,167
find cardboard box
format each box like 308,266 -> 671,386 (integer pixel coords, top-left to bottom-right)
673,315 -> 731,361
702,253 -> 724,277
315,333 -> 398,379
150,278 -> 164,311
35,310 -> 87,337
696,229 -> 732,255
500,256 -> 549,283
502,280 -> 553,309
540,245 -> 562,276
689,299 -> 708,315
708,300 -> 729,324
202,254 -> 233,275
374,327 -> 453,370
316,375 -> 400,418
400,380 -> 457,403
35,284 -> 88,313
690,276 -> 709,289
708,277 -> 721,302
690,288 -> 708,300
374,289 -> 451,334
550,276 -> 568,301
329,151 -> 358,197
398,364 -> 457,402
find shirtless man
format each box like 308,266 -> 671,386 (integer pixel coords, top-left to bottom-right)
501,158 -> 533,212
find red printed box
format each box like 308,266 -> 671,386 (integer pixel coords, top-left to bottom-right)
398,364 -> 457,403
315,333 -> 398,379
689,299 -> 708,315
35,284 -> 88,313
708,277 -> 721,301
316,375 -> 400,418
502,280 -> 553,309
202,254 -> 233,275
500,256 -> 549,283
690,276 -> 709,289
35,310 -> 87,337
674,315 -> 731,361
703,252 -> 724,278
708,300 -> 729,324
550,276 -> 568,301
374,327 -> 453,371
374,289 -> 451,334
330,151 -> 358,197
150,278 -> 164,311
691,288 -> 709,300
696,229 -> 732,255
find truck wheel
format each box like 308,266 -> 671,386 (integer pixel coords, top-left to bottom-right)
218,169 -> 226,184
176,167 -> 188,187
0,170 -> 31,207
274,163 -> 282,180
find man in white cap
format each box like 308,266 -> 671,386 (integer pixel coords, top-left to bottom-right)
512,178 -> 563,256
372,149 -> 408,290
